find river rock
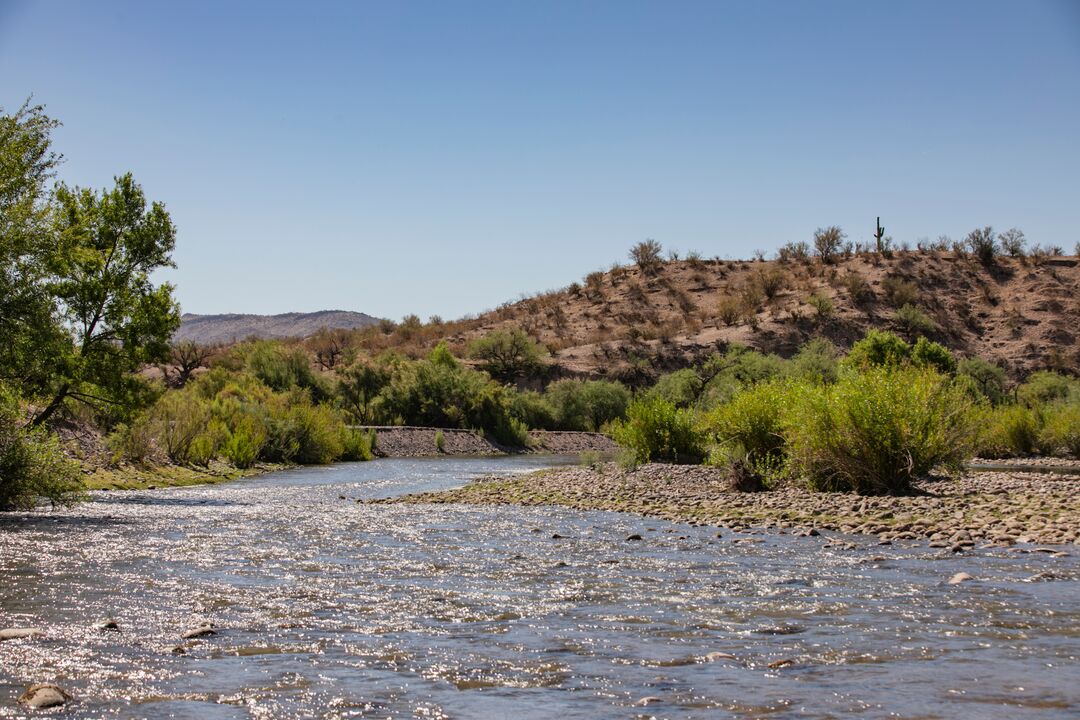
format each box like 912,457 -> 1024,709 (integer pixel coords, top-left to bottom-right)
18,684 -> 71,709
625,533 -> 643,541
767,658 -> 796,669
96,619 -> 120,631
181,623 -> 216,639
703,651 -> 736,662
0,627 -> 44,641
948,572 -> 974,585
634,696 -> 662,706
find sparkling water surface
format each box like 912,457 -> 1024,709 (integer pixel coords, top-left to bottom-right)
1,456 -> 1078,719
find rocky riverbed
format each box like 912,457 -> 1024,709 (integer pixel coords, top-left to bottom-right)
385,463 -> 1080,547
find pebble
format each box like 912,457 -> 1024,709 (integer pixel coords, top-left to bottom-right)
18,684 -> 71,709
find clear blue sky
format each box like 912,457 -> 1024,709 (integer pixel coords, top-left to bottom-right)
2,1 -> 1078,321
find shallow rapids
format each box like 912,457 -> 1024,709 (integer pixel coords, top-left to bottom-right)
2,456 -> 1078,718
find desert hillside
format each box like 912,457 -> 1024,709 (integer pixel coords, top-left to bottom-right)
176,310 -> 381,344
354,249 -> 1079,383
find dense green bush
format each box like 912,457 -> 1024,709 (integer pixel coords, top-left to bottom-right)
1038,403 -> 1080,458
138,389 -> 212,464
785,368 -> 980,494
843,330 -> 912,370
911,337 -> 956,374
1017,371 -> 1078,407
697,345 -> 786,410
0,385 -> 84,510
787,337 -> 839,383
705,380 -> 789,480
977,403 -> 1062,458
262,395 -> 345,464
376,343 -> 529,445
610,396 -> 705,465
245,341 -> 329,400
219,415 -> 266,468
647,369 -> 703,409
544,379 -> 631,431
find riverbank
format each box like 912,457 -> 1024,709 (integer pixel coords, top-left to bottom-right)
385,462 -> 1080,547
82,461 -> 287,491
364,426 -> 618,458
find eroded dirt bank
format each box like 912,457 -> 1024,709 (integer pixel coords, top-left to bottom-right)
385,463 -> 1080,547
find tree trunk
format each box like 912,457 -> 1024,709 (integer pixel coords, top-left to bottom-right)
30,383 -> 69,427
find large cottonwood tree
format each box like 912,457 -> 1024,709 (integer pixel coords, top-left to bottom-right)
31,173 -> 181,425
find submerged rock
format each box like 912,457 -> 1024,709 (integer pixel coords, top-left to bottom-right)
18,684 -> 71,709
96,619 -> 120,631
181,623 -> 217,639
948,572 -> 974,585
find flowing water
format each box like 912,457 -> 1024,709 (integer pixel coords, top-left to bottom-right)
1,456 -> 1078,719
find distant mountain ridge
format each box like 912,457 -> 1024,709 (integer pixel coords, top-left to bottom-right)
175,310 -> 381,345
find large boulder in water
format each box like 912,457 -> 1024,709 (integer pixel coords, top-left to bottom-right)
18,684 -> 71,708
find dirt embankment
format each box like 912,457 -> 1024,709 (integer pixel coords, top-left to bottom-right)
385,462 -> 1080,548
362,426 -> 618,458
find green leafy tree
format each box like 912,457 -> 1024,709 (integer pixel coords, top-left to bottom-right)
0,102 -> 68,392
32,173 -> 180,425
468,327 -> 547,383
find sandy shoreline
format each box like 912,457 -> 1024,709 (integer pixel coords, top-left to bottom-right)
384,462 -> 1080,547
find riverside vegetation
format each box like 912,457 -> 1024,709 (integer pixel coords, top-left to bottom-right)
2,101 -> 1079,514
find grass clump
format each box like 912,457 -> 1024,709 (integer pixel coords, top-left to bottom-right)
785,367 -> 980,495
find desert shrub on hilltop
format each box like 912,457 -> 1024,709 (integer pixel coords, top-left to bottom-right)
630,239 -> 664,274
813,226 -> 845,264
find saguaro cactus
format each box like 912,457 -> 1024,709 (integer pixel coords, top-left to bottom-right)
874,217 -> 886,254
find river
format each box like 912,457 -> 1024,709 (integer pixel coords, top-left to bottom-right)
1,456 -> 1078,718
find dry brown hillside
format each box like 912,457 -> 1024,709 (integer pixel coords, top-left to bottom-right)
409,251 -> 1079,384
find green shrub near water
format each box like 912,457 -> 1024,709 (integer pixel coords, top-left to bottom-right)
544,379 -> 631,431
1038,403 -> 1080,458
0,385 -> 84,510
978,404 -> 1042,457
704,380 -> 790,481
609,396 -> 705,465
784,367 -> 980,494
